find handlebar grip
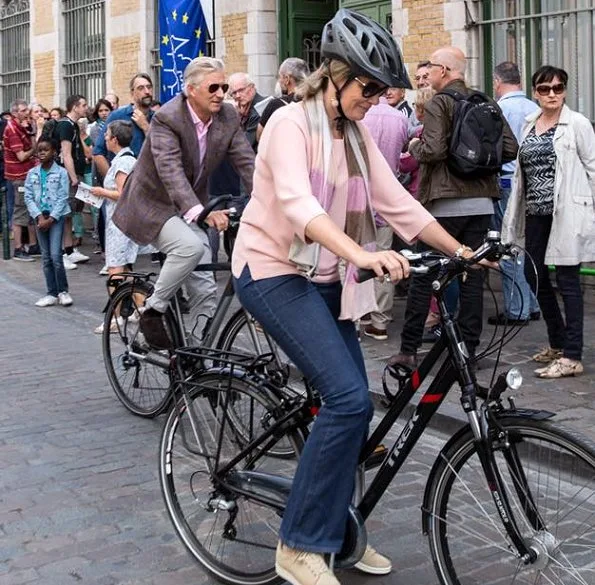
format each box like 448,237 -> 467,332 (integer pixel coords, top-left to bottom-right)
355,268 -> 380,283
355,264 -> 429,283
196,194 -> 234,226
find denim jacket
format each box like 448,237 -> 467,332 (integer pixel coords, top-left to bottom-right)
24,162 -> 71,220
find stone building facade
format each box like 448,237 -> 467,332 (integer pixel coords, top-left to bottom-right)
1,1 -> 594,121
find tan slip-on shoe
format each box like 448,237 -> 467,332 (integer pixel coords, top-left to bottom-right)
537,357 -> 584,379
275,542 -> 341,585
354,544 -> 392,575
532,347 -> 563,363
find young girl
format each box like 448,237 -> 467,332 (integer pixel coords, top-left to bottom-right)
24,138 -> 73,307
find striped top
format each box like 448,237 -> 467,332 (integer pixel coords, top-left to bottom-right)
519,125 -> 557,216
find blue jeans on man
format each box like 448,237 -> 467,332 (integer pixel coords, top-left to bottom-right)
493,179 -> 539,320
36,217 -> 68,296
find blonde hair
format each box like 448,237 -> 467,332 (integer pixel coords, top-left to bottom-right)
414,86 -> 436,114
183,57 -> 225,93
295,60 -> 352,102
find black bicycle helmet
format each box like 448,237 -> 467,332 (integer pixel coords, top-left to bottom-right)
321,8 -> 412,89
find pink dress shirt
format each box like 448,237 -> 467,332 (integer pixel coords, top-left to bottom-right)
183,101 -> 213,224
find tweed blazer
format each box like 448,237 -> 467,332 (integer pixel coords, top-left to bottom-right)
112,94 -> 255,245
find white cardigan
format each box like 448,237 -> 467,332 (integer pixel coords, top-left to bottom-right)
502,104 -> 595,265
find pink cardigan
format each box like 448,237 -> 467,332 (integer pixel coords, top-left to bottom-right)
232,102 -> 435,280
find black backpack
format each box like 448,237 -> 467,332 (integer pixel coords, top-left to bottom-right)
40,118 -> 61,147
439,89 -> 504,178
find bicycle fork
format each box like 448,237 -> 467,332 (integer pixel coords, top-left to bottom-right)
469,407 -> 545,564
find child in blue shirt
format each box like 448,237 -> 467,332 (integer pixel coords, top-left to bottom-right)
24,138 -> 73,307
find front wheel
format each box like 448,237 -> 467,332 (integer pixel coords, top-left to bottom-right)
425,417 -> 595,585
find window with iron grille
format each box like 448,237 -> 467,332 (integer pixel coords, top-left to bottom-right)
62,0 -> 106,106
475,0 -> 595,122
0,0 -> 31,110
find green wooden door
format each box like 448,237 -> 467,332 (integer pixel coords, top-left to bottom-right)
278,0 -> 338,71
340,0 -> 393,31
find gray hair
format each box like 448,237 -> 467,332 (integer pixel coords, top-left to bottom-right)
108,120 -> 133,148
228,72 -> 254,88
10,99 -> 28,113
184,57 -> 225,92
493,61 -> 521,85
279,58 -> 309,83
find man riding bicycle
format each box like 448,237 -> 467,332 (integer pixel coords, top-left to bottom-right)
112,57 -> 255,348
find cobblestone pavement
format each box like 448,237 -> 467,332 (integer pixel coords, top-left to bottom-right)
1,240 -> 594,584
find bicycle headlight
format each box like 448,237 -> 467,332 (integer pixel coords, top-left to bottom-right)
506,367 -> 523,390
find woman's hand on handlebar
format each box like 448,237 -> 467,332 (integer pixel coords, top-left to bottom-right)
205,209 -> 230,231
353,249 -> 410,282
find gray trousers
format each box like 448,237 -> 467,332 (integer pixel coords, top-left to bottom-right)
146,216 -> 217,342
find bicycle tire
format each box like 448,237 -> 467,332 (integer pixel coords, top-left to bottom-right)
425,416 -> 595,585
217,309 -> 307,395
102,281 -> 179,417
159,372 -> 305,585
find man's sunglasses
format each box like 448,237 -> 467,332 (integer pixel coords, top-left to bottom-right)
208,83 -> 229,94
353,77 -> 388,98
535,83 -> 565,96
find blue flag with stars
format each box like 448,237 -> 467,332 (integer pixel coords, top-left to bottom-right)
159,0 -> 208,103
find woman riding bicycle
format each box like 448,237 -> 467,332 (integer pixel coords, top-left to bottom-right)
232,9 -> 475,585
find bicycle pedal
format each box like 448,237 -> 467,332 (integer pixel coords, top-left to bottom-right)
364,444 -> 388,470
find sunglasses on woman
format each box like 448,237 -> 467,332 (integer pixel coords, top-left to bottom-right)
535,83 -> 565,96
353,77 -> 388,98
207,83 -> 230,94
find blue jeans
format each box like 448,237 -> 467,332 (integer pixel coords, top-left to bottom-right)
233,266 -> 373,553
492,185 -> 539,319
36,218 -> 68,296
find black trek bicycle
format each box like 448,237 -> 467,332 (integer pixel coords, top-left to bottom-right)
158,231 -> 595,585
101,195 -> 304,418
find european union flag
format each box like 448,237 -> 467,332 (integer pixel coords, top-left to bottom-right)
159,0 -> 208,103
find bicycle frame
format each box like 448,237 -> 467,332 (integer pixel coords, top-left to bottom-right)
355,293 -> 539,560
176,289 -> 541,562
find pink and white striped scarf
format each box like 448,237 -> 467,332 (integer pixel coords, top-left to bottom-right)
303,94 -> 378,321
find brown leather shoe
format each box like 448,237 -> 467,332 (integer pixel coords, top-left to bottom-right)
387,352 -> 417,368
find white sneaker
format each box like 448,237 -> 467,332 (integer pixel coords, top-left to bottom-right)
58,292 -> 73,306
94,317 -> 123,334
63,254 -> 78,270
35,295 -> 58,307
99,264 -> 109,276
68,248 -> 90,263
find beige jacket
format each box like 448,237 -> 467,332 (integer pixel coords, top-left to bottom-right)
502,104 -> 595,265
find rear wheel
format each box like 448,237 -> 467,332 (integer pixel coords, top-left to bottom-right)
159,373 -> 304,585
102,281 -> 178,417
218,309 -> 307,394
425,417 -> 595,585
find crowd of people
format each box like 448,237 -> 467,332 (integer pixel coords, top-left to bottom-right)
1,8 -> 594,584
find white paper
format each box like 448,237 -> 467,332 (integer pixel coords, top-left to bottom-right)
75,182 -> 103,208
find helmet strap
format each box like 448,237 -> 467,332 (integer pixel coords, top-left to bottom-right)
327,62 -> 352,131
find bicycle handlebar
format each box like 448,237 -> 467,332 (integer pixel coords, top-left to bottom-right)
195,194 -> 234,227
355,231 -> 517,284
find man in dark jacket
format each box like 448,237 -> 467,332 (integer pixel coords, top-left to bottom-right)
228,72 -> 265,152
113,57 -> 255,348
390,46 -> 518,369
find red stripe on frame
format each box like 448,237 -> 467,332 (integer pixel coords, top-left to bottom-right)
420,393 -> 443,404
411,369 -> 421,390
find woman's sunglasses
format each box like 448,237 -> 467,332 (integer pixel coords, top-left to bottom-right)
208,83 -> 230,94
535,83 -> 565,96
353,77 -> 388,98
